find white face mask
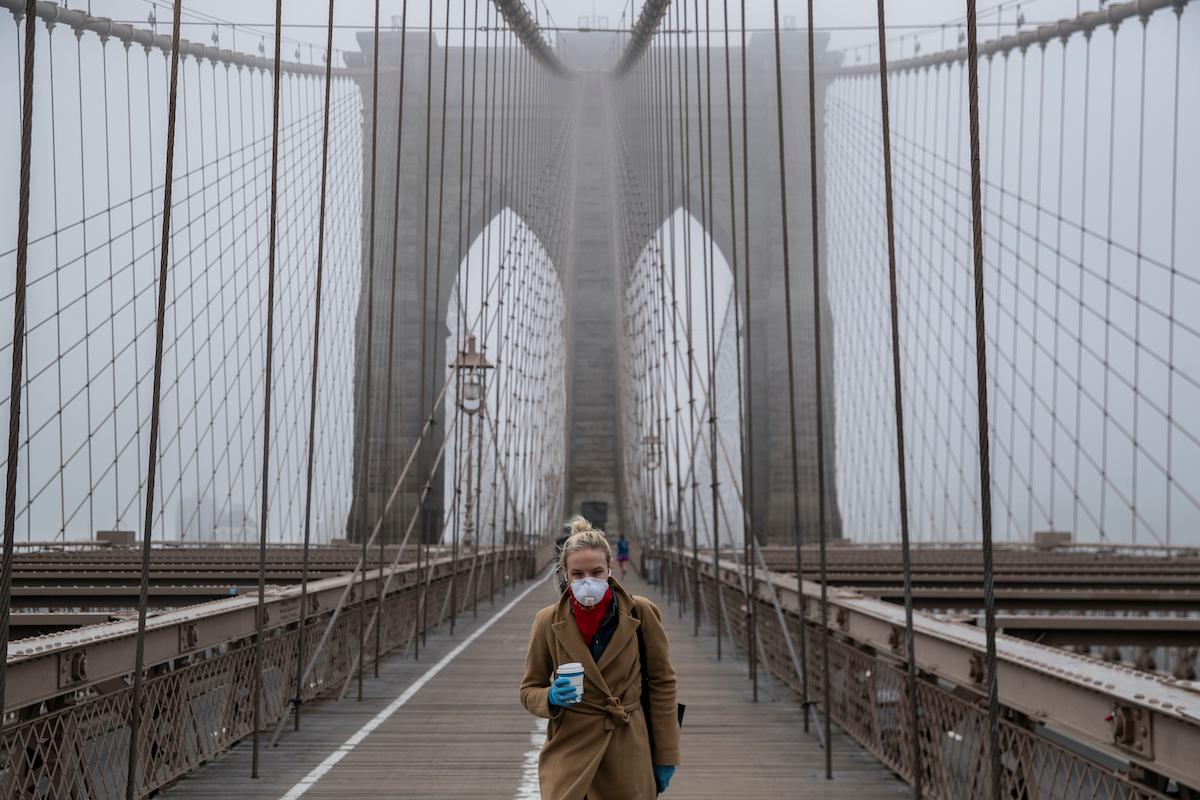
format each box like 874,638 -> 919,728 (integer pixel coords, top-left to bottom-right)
570,575 -> 609,607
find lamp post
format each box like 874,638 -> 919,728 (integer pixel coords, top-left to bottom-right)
453,335 -> 493,551
643,433 -> 662,471
642,434 -> 661,579
543,471 -> 560,550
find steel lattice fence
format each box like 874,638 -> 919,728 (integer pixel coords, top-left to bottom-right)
0,552 -> 522,799
688,564 -> 1171,800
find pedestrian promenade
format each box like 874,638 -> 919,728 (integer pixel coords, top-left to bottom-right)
164,571 -> 906,798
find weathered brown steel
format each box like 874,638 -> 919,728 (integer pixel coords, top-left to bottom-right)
756,542 -> 1200,567
859,585 -> 1200,612
0,548 -> 530,799
3,549 -> 526,716
992,615 -> 1200,648
670,550 -> 1200,795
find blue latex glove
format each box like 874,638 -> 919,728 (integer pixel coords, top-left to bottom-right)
653,764 -> 676,794
548,676 -> 578,707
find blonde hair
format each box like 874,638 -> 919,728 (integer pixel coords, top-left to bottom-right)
556,516 -> 612,586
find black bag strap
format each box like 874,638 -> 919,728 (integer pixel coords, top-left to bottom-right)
631,601 -> 654,741
631,598 -> 685,745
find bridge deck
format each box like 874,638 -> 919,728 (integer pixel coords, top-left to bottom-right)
164,572 -> 906,799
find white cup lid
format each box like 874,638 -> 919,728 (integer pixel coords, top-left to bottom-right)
558,662 -> 584,673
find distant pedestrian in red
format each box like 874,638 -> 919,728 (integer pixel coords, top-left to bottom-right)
615,533 -> 631,578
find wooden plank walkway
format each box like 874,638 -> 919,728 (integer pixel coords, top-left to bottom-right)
164,571 -> 906,799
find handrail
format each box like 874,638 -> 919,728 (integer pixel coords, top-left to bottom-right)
670,548 -> 1200,791
3,549 -> 513,714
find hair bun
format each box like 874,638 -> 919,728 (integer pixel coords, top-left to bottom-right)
568,516 -> 593,534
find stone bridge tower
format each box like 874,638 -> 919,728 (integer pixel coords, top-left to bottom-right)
346,28 -> 841,547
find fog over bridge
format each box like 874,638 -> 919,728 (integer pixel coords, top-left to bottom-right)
0,0 -> 1198,798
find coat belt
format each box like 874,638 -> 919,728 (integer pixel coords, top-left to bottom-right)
571,695 -> 641,731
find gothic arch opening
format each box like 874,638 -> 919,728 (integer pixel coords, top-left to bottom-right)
441,208 -> 567,547
626,207 -> 745,549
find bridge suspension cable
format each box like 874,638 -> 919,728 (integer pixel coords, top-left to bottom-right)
0,0 -> 37,744
0,0 -> 572,795
2,0 -> 1199,797
609,0 -> 1197,797
871,0 -> 922,794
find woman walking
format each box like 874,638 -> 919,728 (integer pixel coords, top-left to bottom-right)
520,518 -> 681,799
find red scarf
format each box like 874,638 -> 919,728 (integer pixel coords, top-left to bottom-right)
570,587 -> 614,645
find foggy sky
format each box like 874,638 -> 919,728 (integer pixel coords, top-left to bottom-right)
84,0 -> 1116,69
1,0 -> 1197,546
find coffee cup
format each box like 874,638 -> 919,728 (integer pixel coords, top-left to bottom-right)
557,662 -> 584,704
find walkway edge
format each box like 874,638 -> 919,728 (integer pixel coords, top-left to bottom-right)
279,573 -> 549,800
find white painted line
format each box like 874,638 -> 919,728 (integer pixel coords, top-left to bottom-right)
280,576 -> 548,800
514,718 -> 548,799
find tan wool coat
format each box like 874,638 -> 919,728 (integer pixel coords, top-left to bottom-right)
520,578 -> 681,800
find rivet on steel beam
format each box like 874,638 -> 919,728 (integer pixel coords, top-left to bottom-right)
70,651 -> 88,682
183,623 -> 199,650
969,652 -> 986,685
888,626 -> 903,654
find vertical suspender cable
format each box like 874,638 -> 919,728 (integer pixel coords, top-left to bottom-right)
293,0 -> 337,732
700,0 -> 722,660
357,0 -> 382,693
126,2 -> 183,797
514,44 -> 532,562
480,0 -> 497,607
1130,17 -> 1148,546
73,28 -> 96,540
666,0 -> 683,612
416,0 -> 437,649
1165,2 -> 1183,547
784,0 -> 832,774
504,28 -> 520,592
738,0 -> 758,701
662,1 -> 683,608
251,0 -> 285,777
786,0 -> 816,728
431,0 -> 454,620
378,0 -> 412,672
496,29 -> 517,594
961,2 -> 1002,796
653,38 -> 673,598
872,1 -> 922,795
464,0 -> 483,619
448,0 -> 471,632
48,27 -> 63,543
680,0 -> 700,633
769,0 -> 804,716
717,0 -> 740,667
0,0 -> 38,744
484,3 -> 502,605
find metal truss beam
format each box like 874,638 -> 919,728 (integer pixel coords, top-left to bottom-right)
2,549 -> 520,714
690,554 -> 1200,791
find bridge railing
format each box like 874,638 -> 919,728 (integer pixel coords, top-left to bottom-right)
661,549 -> 1199,799
0,547 -> 533,799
